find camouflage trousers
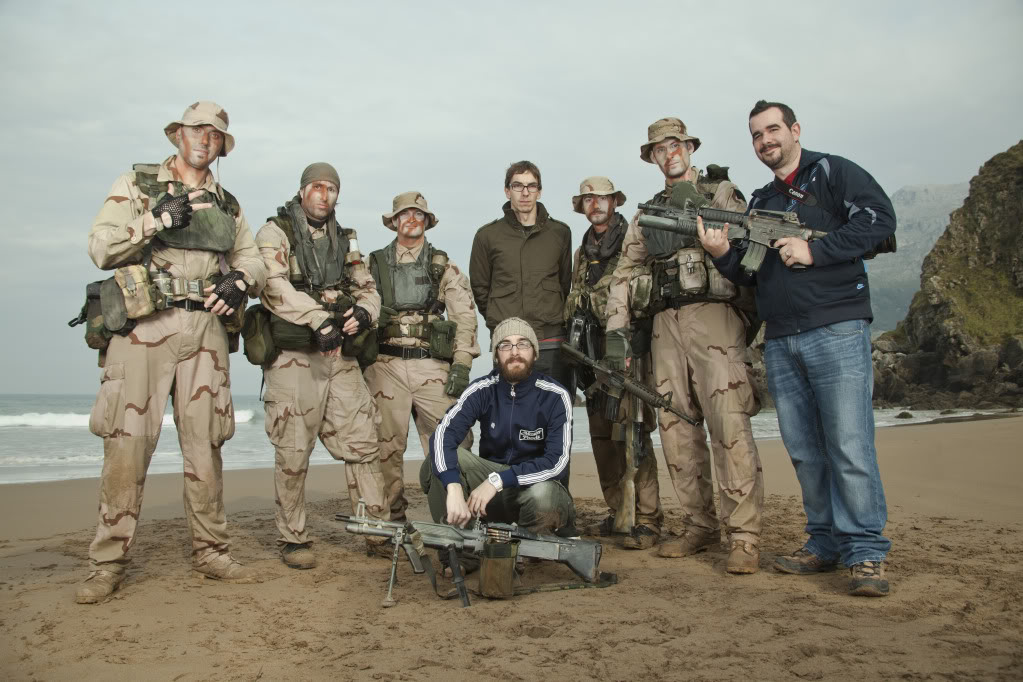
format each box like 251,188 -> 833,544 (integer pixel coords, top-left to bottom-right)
651,302 -> 764,544
363,355 -> 465,521
87,309 -> 237,573
587,397 -> 663,531
263,349 -> 387,545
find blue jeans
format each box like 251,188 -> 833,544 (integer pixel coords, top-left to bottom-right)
765,319 -> 890,566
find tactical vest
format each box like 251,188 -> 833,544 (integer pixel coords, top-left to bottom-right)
369,241 -> 452,345
266,212 -> 364,351
639,169 -> 742,310
133,164 -> 239,253
564,241 -> 622,328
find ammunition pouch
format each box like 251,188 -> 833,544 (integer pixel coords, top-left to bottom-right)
241,303 -> 279,367
114,264 -> 157,321
645,247 -> 740,312
269,297 -> 377,361
269,315 -> 316,351
478,538 -> 519,599
69,280 -> 114,350
428,319 -> 456,362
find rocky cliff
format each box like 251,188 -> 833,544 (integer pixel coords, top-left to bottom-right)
868,183 -> 968,330
873,140 -> 1023,408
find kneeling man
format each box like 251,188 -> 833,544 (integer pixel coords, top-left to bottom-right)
420,317 -> 575,533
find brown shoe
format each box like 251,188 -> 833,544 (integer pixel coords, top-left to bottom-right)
656,530 -> 718,558
75,570 -> 123,604
193,554 -> 260,583
725,540 -> 760,574
773,547 -> 840,575
281,542 -> 317,569
849,561 -> 889,597
622,525 -> 660,550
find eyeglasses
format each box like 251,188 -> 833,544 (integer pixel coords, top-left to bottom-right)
508,182 -> 540,194
496,340 -> 533,352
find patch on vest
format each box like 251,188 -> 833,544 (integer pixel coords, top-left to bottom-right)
414,276 -> 430,285
519,428 -> 544,441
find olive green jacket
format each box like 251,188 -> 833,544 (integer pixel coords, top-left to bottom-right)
469,202 -> 573,339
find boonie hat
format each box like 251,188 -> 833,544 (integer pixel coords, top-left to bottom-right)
640,117 -> 701,163
164,101 -> 234,157
381,191 -> 438,231
571,176 -> 627,214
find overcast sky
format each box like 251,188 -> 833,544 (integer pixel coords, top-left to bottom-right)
1,1 -> 1020,395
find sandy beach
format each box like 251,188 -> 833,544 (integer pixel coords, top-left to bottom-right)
1,417 -> 1021,681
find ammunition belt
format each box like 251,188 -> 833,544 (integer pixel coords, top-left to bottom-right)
378,344 -> 431,360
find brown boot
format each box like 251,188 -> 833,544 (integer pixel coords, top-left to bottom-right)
725,540 -> 760,574
193,554 -> 260,583
75,570 -> 123,604
656,530 -> 718,558
281,543 -> 317,570
622,525 -> 660,550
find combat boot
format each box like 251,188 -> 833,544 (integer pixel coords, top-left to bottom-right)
725,540 -> 760,574
75,570 -> 123,604
622,525 -> 660,550
656,529 -> 718,558
584,514 -> 625,537
281,542 -> 317,570
193,554 -> 260,583
849,561 -> 889,597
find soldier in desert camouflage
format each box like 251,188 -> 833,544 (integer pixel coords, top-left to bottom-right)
77,101 -> 267,604
363,191 -> 480,522
604,117 -> 765,574
255,162 -> 388,570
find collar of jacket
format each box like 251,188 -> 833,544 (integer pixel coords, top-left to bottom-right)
491,367 -> 539,395
501,201 -> 551,230
752,148 -> 827,201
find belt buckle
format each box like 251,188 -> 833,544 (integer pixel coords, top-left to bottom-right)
187,280 -> 203,296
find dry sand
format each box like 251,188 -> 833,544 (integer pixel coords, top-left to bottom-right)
1,417 -> 1021,680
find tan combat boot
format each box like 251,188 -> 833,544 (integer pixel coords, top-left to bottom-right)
75,570 -> 124,604
656,529 -> 718,558
281,542 -> 317,570
193,554 -> 260,583
725,540 -> 760,574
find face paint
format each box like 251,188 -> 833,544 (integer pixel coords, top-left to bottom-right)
299,181 -> 339,221
396,208 -> 427,239
652,138 -> 691,179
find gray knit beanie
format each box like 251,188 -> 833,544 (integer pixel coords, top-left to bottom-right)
491,317 -> 539,360
300,162 -> 340,190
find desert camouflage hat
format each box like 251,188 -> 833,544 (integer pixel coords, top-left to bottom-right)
381,191 -> 438,231
639,117 -> 701,163
571,176 -> 627,214
164,101 -> 235,157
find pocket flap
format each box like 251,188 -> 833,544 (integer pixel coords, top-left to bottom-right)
262,387 -> 294,404
490,282 -> 518,299
101,363 -> 125,382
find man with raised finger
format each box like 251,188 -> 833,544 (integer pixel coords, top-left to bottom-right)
77,101 -> 267,603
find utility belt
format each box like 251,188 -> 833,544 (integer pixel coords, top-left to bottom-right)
69,265 -> 242,355
628,247 -> 740,318
376,315 -> 456,362
378,344 -> 432,360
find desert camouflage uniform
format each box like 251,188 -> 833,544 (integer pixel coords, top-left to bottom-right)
363,239 -> 480,521
565,213 -> 663,531
86,155 -> 266,574
606,169 -> 764,545
256,218 -> 387,545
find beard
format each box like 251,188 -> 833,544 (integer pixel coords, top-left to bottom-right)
499,354 -> 535,383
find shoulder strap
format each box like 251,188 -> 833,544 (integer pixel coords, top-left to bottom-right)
371,247 -> 395,309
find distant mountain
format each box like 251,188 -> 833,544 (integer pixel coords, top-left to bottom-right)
868,182 -> 969,331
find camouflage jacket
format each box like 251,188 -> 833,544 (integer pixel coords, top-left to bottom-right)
563,212 -> 628,328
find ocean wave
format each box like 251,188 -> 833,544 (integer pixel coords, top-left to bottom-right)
0,409 -> 254,428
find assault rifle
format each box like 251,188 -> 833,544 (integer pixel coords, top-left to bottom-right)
637,203 -> 827,274
561,342 -> 699,534
336,501 -> 615,608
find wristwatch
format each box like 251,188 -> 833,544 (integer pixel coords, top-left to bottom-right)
488,471 -> 504,492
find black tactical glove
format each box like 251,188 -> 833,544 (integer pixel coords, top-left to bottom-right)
151,193 -> 195,230
210,270 -> 247,310
347,305 -> 372,336
315,319 -> 343,353
603,328 -> 631,372
444,363 -> 471,398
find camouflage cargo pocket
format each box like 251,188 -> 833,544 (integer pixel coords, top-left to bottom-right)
262,387 -> 295,449
210,377 -> 235,446
725,359 -> 759,417
89,363 -> 125,437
